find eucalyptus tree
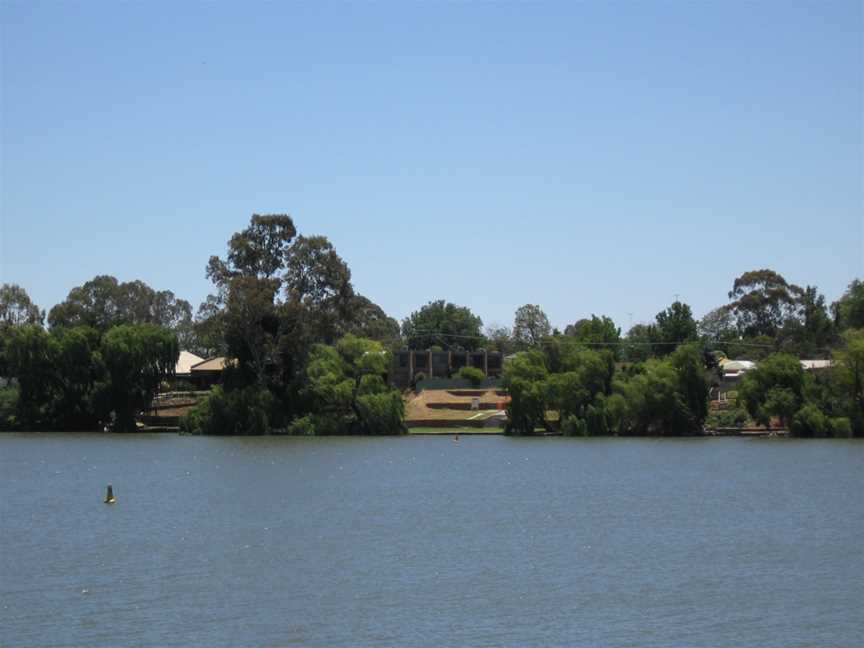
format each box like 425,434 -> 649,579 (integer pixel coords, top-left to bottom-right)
833,279 -> 864,331
484,324 -> 514,355
512,304 -> 551,349
193,214 -> 398,432
47,275 -> 192,340
777,286 -> 835,357
0,284 -> 43,327
204,215 -> 305,385
726,269 -> 803,338
347,295 -> 400,345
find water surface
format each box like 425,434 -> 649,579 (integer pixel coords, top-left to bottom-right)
2,434 -> 863,647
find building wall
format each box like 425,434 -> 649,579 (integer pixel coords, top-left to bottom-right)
390,350 -> 505,388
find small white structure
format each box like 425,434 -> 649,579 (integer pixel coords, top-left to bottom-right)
800,360 -> 833,371
719,359 -> 756,378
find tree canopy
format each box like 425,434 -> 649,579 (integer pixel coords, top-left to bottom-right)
401,300 -> 483,350
564,315 -> 620,346
738,354 -> 806,429
1,322 -> 177,432
726,269 -> 803,338
484,324 -> 514,355
181,214 -> 404,434
47,275 -> 192,338
833,280 -> 864,331
303,335 -> 404,435
0,284 -> 43,328
512,304 -> 551,349
653,301 -> 698,354
101,324 -> 179,432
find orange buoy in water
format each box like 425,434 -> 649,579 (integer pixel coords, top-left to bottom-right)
104,484 -> 116,504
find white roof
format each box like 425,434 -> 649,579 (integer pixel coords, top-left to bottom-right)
722,360 -> 756,372
801,360 -> 832,370
175,350 -> 205,375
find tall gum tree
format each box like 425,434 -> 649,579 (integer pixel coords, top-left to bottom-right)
513,304 -> 551,349
0,284 -> 43,327
726,269 -> 803,338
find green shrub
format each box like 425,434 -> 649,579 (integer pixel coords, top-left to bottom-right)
0,385 -> 19,431
791,404 -> 829,438
604,393 -> 628,435
180,385 -> 278,435
356,390 -> 405,435
286,415 -> 316,436
829,417 -> 853,438
162,379 -> 198,394
457,366 -> 485,386
315,414 -> 354,435
561,414 -> 588,436
706,407 -> 749,429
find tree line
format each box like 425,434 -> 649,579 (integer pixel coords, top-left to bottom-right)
1,214 -> 863,436
496,272 -> 863,437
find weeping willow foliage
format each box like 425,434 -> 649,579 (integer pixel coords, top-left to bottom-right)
0,323 -> 178,432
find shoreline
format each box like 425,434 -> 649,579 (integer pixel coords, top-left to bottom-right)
0,428 -> 813,438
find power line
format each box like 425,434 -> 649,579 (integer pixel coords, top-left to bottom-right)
401,328 -> 778,349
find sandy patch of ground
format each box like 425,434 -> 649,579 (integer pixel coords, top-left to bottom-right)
404,388 -> 509,425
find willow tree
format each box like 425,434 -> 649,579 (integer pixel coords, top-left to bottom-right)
101,324 -> 178,432
304,335 -> 404,435
738,353 -> 806,430
833,329 -> 864,435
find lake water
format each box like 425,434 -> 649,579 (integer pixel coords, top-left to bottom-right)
1,434 -> 863,647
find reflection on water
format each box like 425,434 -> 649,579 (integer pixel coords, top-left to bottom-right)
2,434 -> 863,647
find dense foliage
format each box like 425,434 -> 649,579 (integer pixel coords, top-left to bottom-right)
401,300 -> 483,351
180,215 -> 403,434
0,284 -> 43,327
48,275 -> 194,347
456,366 -> 486,386
3,228 -> 863,438
298,335 -> 404,435
504,339 -> 708,436
512,304 -> 551,349
0,321 -> 177,432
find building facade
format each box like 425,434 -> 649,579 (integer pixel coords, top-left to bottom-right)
390,350 -> 504,388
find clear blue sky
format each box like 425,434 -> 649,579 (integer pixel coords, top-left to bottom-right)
1,1 -> 861,332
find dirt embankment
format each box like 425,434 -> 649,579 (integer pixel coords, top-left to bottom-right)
404,389 -> 509,427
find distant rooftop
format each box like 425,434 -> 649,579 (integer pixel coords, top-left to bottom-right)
191,357 -> 232,372
175,350 -> 205,375
800,360 -> 832,370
